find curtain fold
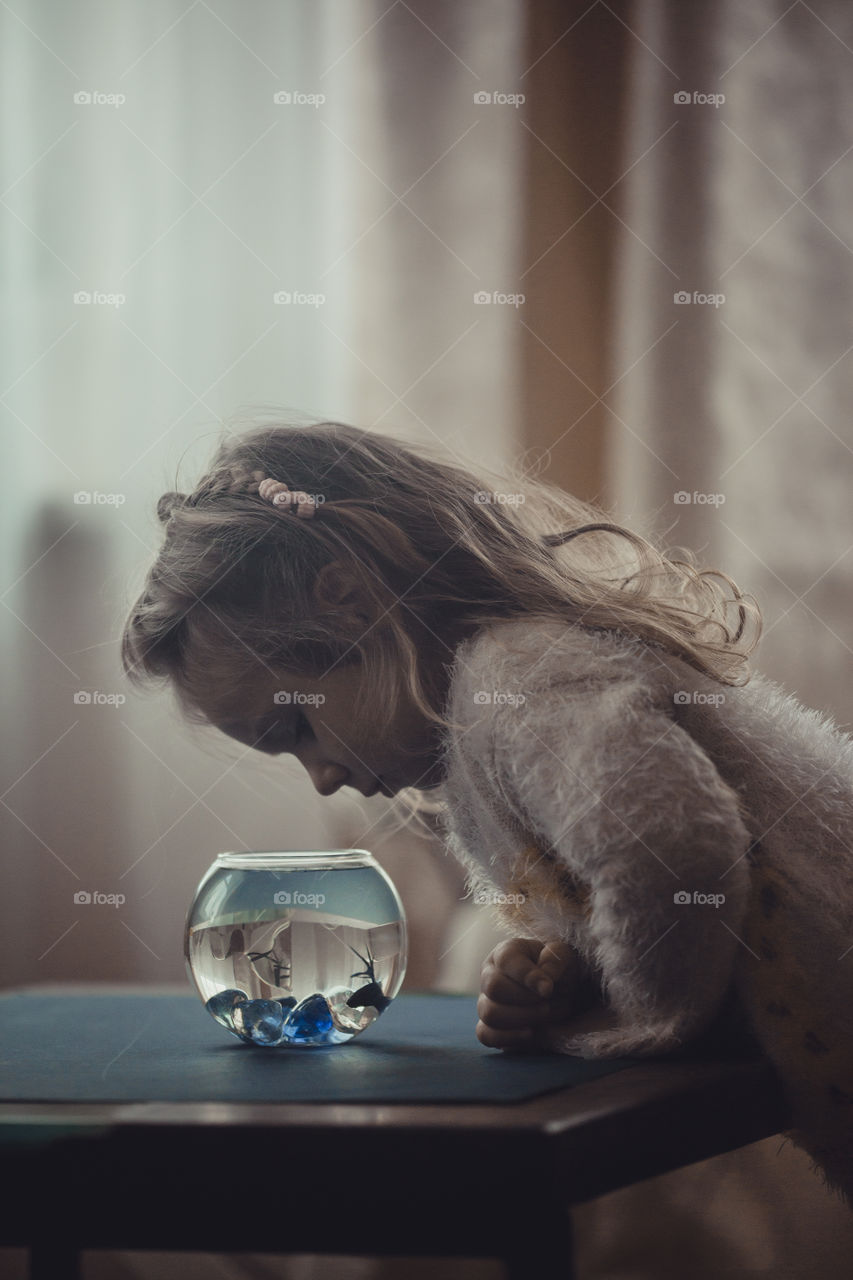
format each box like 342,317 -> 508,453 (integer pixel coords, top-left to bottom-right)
331,0 -> 524,463
610,0 -> 853,721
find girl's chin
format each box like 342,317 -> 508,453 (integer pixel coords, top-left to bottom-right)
400,764 -> 446,793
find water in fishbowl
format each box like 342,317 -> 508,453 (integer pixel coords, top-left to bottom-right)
185,853 -> 407,1048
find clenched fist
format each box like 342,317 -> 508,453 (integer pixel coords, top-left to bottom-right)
477,937 -> 605,1052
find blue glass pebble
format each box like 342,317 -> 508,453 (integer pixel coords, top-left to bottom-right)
281,993 -> 334,1044
205,988 -> 248,1031
237,998 -> 286,1046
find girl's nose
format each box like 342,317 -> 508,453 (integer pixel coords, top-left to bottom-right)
302,759 -> 349,797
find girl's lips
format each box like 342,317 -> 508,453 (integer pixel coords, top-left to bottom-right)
362,776 -> 393,798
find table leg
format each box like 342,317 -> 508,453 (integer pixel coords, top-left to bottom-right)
504,1205 -> 575,1279
30,1242 -> 81,1280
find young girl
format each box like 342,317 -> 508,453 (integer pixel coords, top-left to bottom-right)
121,415 -> 853,1209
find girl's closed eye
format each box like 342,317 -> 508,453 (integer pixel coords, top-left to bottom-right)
291,711 -> 311,741
262,712 -> 312,753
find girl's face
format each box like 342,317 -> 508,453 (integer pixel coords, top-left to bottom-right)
213,660 -> 449,799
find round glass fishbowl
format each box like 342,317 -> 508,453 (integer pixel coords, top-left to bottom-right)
185,850 -> 407,1048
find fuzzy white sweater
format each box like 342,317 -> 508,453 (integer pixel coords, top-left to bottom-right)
433,616 -> 853,1205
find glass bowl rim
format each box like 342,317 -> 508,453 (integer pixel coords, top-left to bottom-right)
212,849 -> 378,871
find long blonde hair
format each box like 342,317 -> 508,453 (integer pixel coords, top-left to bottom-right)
121,412 -> 762,813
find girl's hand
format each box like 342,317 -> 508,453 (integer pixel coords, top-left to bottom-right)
476,937 -> 598,1051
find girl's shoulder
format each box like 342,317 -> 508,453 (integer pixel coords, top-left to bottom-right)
449,615 -> 671,706
446,614 -> 853,772
443,616 -> 671,760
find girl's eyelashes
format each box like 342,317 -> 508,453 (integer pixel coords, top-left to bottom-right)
263,711 -> 311,753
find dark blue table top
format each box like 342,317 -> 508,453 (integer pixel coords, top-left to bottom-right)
0,990 -> 637,1105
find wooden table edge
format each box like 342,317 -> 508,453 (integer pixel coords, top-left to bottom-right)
0,985 -> 793,1207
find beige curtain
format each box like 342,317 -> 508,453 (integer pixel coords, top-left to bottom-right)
609,0 -> 853,725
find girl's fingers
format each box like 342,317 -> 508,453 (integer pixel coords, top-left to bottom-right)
481,938 -> 588,1003
520,944 -> 587,1002
481,939 -> 549,1005
477,992 -> 553,1029
477,938 -> 600,1053
535,942 -> 586,990
476,1019 -> 535,1050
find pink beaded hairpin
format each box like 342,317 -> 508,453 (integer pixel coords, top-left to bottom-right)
233,468 -> 318,519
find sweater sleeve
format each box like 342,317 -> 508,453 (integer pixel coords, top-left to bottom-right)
492,670 -> 755,1058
